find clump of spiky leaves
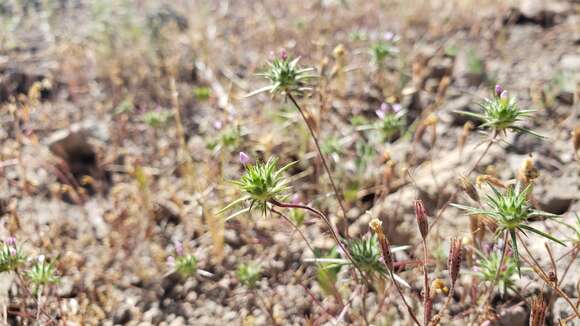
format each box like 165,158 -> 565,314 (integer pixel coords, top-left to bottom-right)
358,103 -> 406,142
141,109 -> 173,129
456,86 -> 541,137
370,41 -> 398,66
453,183 -> 565,276
246,49 -> 316,97
314,234 -> 410,287
26,256 -> 59,294
473,249 -> 523,297
236,263 -> 262,289
0,238 -> 27,273
220,157 -> 295,219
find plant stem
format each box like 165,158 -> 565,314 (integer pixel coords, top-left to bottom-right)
482,232 -> 510,304
429,134 -> 496,231
269,199 -> 371,288
270,207 -> 344,306
422,239 -> 431,325
517,234 -> 580,318
387,268 -> 422,326
287,93 -> 349,237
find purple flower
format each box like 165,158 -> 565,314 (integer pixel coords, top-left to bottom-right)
213,121 -> 223,130
239,152 -> 251,165
376,102 -> 389,119
174,241 -> 184,256
391,103 -> 402,113
167,256 -> 175,268
500,90 -> 508,99
291,194 -> 301,205
37,255 -> 45,263
495,84 -> 503,97
8,247 -> 16,257
5,237 -> 16,246
279,48 -> 288,60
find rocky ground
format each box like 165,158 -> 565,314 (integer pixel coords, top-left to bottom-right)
0,0 -> 579,325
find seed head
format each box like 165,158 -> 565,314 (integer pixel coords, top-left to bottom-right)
368,218 -> 394,271
572,125 -> 580,153
459,176 -> 479,203
414,200 -> 429,240
448,238 -> 462,288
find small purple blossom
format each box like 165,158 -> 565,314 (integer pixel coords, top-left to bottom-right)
495,84 -> 503,97
239,152 -> 251,165
5,237 -> 16,246
279,48 -> 288,60
500,90 -> 508,99
376,102 -> 389,119
174,241 -> 184,256
8,247 -> 16,257
291,194 -> 301,205
167,256 -> 175,268
37,255 -> 45,263
391,103 -> 402,113
213,121 -> 223,130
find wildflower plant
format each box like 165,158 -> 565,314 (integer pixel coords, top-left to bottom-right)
452,182 -> 565,275
219,157 -> 295,219
456,85 -> 541,137
236,262 -> 262,289
370,40 -> 398,66
473,249 -> 523,296
167,242 -> 198,278
359,103 -> 406,142
0,237 -> 27,272
246,49 -> 316,98
26,256 -> 59,294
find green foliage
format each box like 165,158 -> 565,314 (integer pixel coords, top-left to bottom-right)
370,41 -> 398,65
348,235 -> 386,276
355,140 -> 375,173
142,110 -> 173,129
0,241 -> 26,273
456,90 -> 541,137
206,125 -> 242,152
315,249 -> 341,296
26,256 -> 59,293
193,87 -> 211,100
453,183 -> 565,275
220,157 -> 295,218
466,48 -> 484,75
247,52 -> 316,97
473,249 -> 523,296
174,255 -> 198,278
236,263 -> 261,289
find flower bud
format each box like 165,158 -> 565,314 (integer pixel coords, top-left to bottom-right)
239,152 -> 250,165
448,238 -> 462,288
5,237 -> 16,246
414,200 -> 429,240
459,176 -> 479,202
500,90 -> 508,99
494,84 -> 503,97
279,48 -> 288,60
174,241 -> 184,256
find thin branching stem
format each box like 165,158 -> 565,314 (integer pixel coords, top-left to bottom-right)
387,267 -> 422,326
517,234 -> 580,318
270,207 -> 344,307
287,93 -> 350,237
